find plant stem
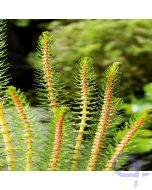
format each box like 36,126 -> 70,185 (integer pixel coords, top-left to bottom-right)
71,58 -> 89,170
43,34 -> 58,114
10,93 -> 33,171
87,62 -> 120,171
48,108 -> 68,171
0,101 -> 16,171
105,112 -> 149,171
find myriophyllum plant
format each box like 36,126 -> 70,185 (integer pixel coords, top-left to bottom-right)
0,19 -> 151,171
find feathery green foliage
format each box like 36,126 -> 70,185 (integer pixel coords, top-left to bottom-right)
0,20 -> 10,99
34,31 -> 65,113
70,57 -> 101,170
87,62 -> 122,170
5,86 -> 40,170
105,110 -> 152,171
0,20 -> 13,170
0,19 -> 151,171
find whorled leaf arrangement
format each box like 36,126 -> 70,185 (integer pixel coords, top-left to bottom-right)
0,19 -> 152,171
87,62 -> 122,171
0,101 -> 16,171
6,86 -> 33,171
48,107 -> 69,171
105,110 -> 151,171
0,20 -> 10,99
71,57 -> 101,170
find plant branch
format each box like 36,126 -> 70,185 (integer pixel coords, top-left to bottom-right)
39,32 -> 58,114
105,111 -> 150,171
48,107 -> 68,171
0,101 -> 16,171
87,62 -> 120,171
71,58 -> 90,170
9,88 -> 33,171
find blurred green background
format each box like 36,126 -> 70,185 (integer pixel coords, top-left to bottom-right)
7,19 -> 152,170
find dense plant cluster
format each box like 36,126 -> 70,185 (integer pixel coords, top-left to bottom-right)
0,20 -> 152,171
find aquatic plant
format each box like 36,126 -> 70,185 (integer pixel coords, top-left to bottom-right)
0,20 -> 151,171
